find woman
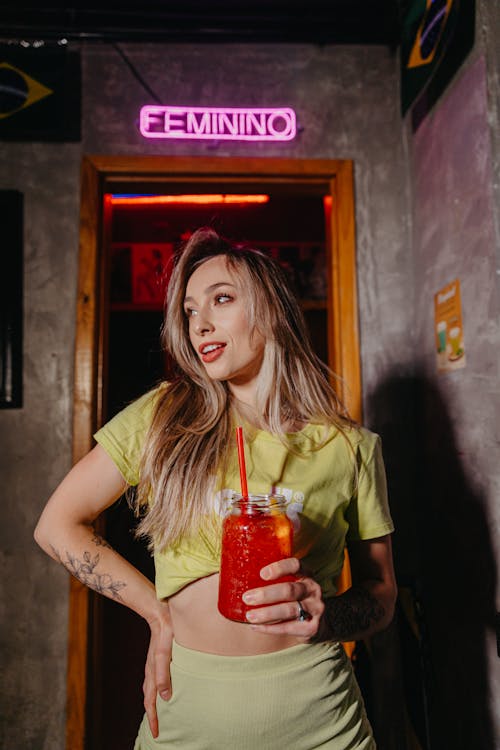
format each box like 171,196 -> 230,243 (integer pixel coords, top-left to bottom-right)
35,228 -> 396,749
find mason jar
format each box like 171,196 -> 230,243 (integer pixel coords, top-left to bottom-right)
218,494 -> 294,623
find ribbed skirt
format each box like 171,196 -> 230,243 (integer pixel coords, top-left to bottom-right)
134,640 -> 375,750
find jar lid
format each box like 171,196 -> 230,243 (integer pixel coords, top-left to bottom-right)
230,493 -> 287,512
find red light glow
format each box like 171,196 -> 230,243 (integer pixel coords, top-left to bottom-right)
110,194 -> 270,207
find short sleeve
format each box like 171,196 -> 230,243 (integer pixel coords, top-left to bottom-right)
345,432 -> 394,541
93,386 -> 163,486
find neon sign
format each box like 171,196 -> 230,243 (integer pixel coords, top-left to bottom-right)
139,105 -> 296,142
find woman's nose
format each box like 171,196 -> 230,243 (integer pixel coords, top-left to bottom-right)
193,311 -> 214,335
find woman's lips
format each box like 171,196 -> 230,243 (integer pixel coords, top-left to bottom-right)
199,342 -> 226,363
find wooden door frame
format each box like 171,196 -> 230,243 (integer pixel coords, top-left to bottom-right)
68,155 -> 361,750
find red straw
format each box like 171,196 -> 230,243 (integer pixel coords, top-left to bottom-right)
236,426 -> 249,499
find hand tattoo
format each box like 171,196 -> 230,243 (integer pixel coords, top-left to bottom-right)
50,545 -> 126,601
322,587 -> 385,642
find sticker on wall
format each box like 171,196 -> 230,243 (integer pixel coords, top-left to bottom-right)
434,278 -> 466,373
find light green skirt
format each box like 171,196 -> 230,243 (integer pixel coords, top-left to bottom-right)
134,640 -> 375,750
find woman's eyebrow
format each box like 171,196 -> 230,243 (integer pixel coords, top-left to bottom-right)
184,281 -> 237,304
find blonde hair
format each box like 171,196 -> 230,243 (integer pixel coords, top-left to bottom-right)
135,228 -> 355,550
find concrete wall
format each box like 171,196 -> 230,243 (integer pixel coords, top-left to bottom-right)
0,43 -> 410,749
402,0 -> 500,744
0,143 -> 81,748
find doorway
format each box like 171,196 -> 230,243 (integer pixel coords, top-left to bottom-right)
69,156 -> 360,750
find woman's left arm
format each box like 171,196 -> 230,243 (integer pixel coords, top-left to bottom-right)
319,534 -> 397,641
243,535 -> 397,641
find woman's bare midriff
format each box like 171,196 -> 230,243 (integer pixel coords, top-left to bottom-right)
166,573 -> 304,655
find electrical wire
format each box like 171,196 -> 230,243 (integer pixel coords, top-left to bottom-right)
112,42 -> 162,104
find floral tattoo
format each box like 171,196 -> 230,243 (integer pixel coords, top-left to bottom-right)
51,545 -> 126,601
91,531 -> 112,550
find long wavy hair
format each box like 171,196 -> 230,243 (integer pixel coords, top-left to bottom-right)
135,228 -> 355,550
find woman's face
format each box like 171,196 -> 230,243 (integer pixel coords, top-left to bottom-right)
184,256 -> 265,401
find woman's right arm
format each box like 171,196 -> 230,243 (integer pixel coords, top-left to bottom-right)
34,444 -> 162,620
34,443 -> 172,737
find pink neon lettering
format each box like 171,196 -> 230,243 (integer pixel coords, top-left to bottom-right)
139,106 -> 296,142
186,111 -> 211,134
268,111 -> 291,137
218,113 -> 238,135
164,111 -> 185,132
143,109 -> 164,132
245,112 -> 266,136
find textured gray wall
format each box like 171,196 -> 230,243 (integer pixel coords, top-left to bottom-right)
0,43 -> 410,749
405,43 -> 500,750
477,3 -> 500,739
0,144 -> 81,749
478,0 -> 500,301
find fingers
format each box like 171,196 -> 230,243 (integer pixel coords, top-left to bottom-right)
259,557 -> 301,581
154,637 -> 173,700
143,623 -> 173,739
249,614 -> 320,638
243,573 -> 325,637
144,680 -> 159,739
144,650 -> 160,738
247,587 -> 324,638
245,599 -> 306,625
243,579 -> 308,607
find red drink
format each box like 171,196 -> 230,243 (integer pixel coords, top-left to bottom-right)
218,495 -> 294,622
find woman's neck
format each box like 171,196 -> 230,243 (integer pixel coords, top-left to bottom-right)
230,397 -> 265,429
230,396 -> 306,434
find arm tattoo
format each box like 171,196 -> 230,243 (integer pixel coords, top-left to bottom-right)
91,531 -> 112,550
50,544 -> 126,602
323,586 -> 385,641
50,544 -> 62,564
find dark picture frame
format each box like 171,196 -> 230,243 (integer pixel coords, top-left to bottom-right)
0,190 -> 23,408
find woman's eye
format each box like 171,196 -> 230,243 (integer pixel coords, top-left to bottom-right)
216,294 -> 232,304
184,308 -> 197,317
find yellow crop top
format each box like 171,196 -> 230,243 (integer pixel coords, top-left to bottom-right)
94,385 -> 394,601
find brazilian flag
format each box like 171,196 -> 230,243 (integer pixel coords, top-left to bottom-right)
0,47 -> 80,141
401,0 -> 475,117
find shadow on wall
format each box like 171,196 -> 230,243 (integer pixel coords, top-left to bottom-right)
366,372 -> 497,750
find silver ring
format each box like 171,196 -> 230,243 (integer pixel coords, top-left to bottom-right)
297,602 -> 311,622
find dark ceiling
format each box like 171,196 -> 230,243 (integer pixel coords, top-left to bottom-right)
0,2 -> 404,46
